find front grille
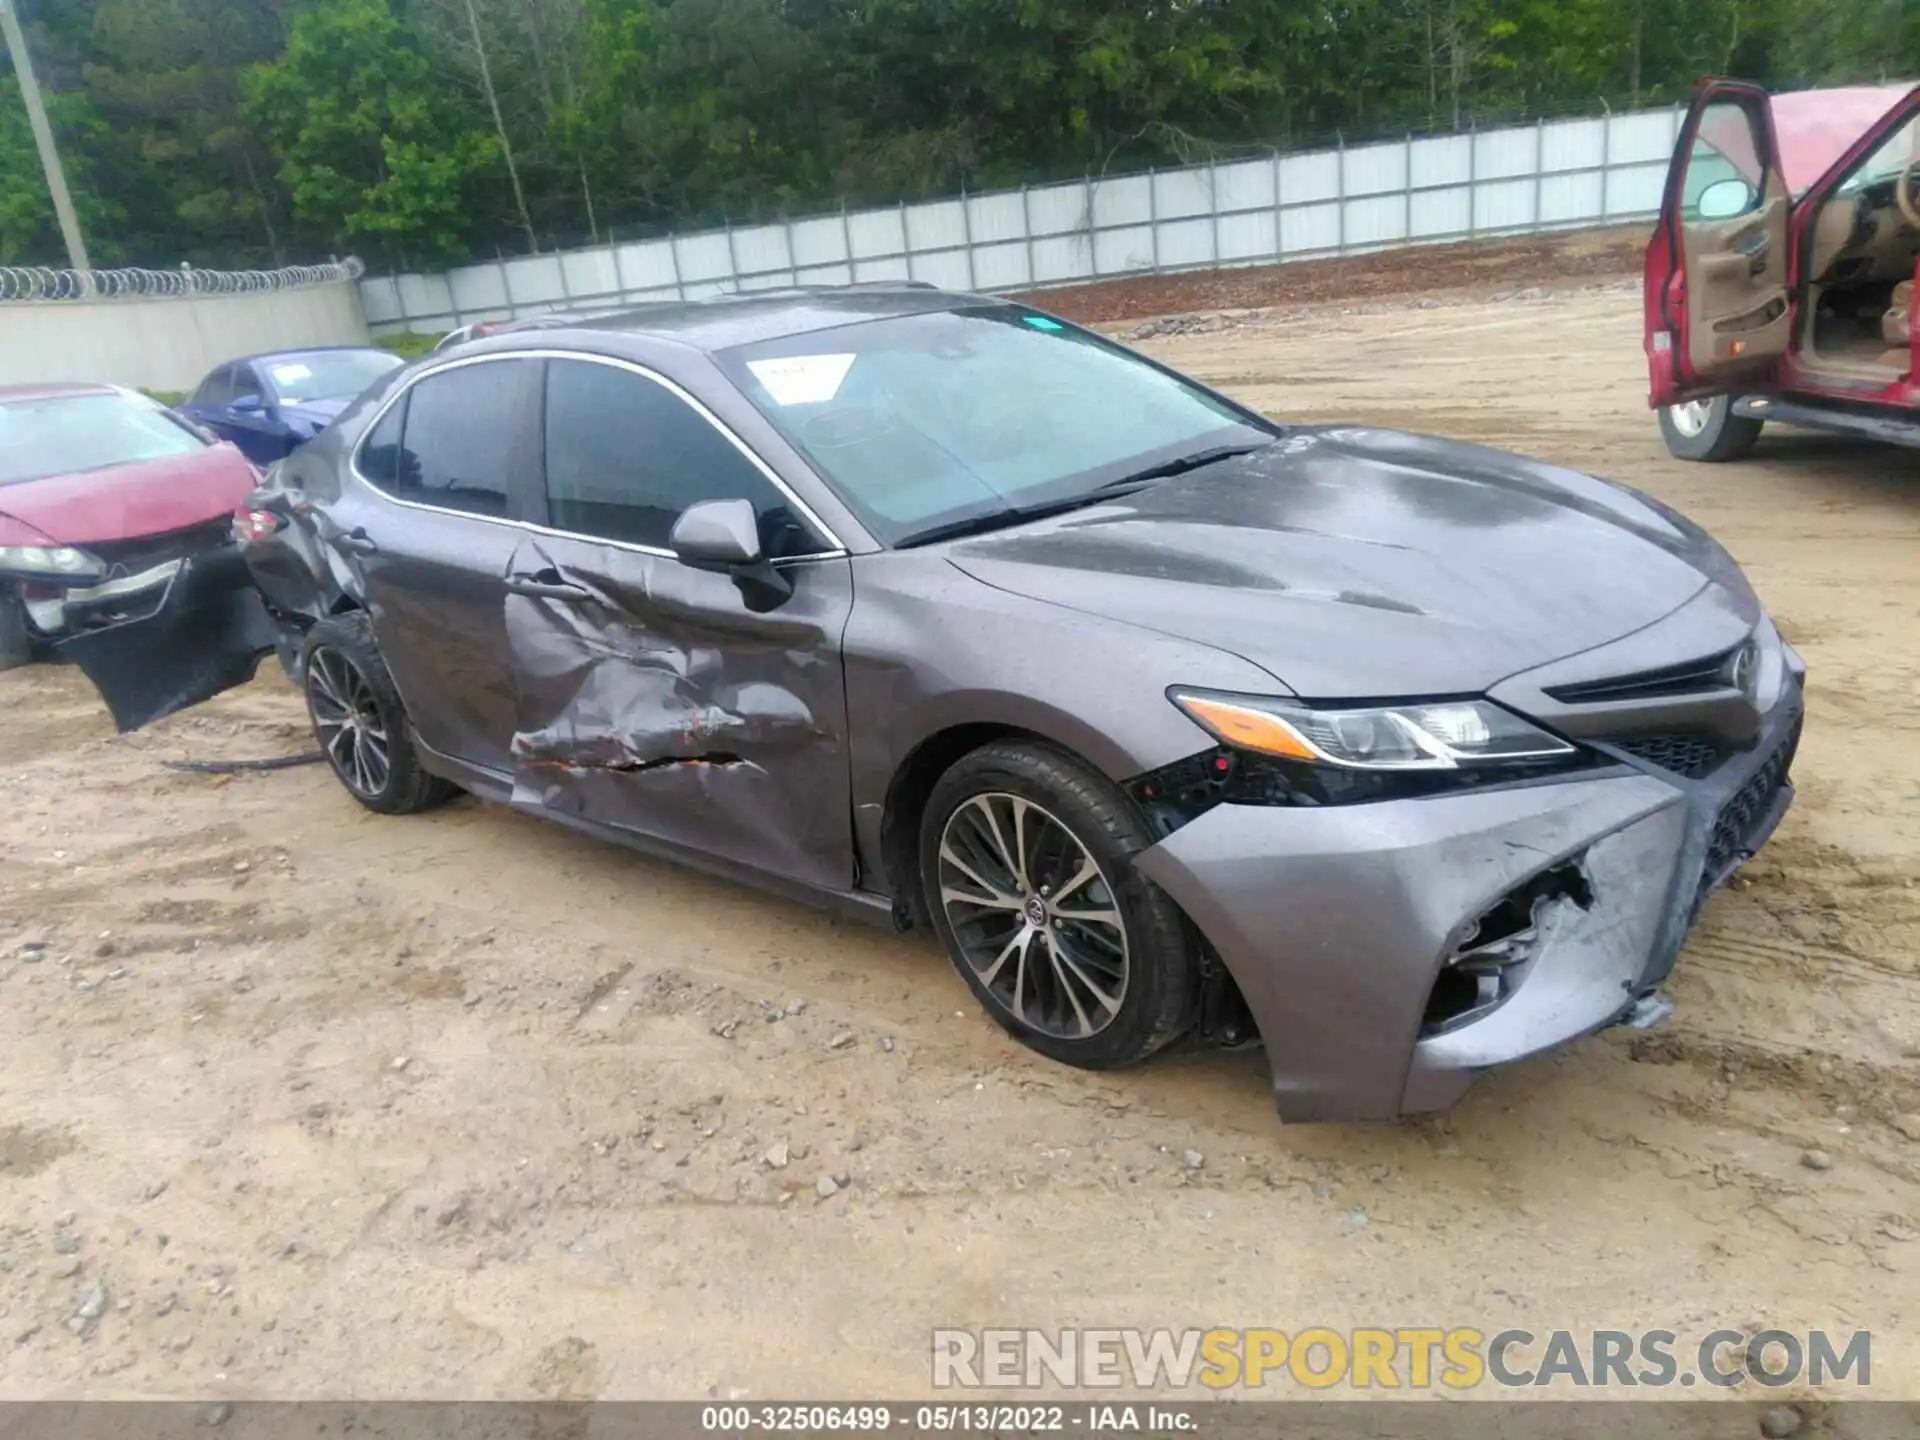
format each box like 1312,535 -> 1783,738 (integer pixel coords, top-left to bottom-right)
88,520 -> 232,579
1695,716 -> 1801,912
1612,733 -> 1728,779
1546,647 -> 1738,704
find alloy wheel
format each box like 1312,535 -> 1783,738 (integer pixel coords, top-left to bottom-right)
936,792 -> 1130,1039
1666,399 -> 1713,438
306,645 -> 392,799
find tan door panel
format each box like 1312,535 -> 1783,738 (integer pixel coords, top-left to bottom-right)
1806,194 -> 1858,283
1684,179 -> 1790,378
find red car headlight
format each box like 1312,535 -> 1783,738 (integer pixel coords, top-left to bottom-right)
0,544 -> 107,584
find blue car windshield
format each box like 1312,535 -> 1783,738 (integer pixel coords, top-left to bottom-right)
716,307 -> 1270,546
0,392 -> 204,486
261,350 -> 401,405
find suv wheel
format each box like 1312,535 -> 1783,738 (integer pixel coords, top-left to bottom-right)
1658,396 -> 1762,461
919,740 -> 1196,1069
301,612 -> 457,815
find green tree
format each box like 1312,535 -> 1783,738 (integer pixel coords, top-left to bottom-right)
243,0 -> 502,265
0,74 -> 122,266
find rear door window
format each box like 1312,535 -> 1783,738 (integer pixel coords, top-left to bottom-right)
540,357 -> 818,557
373,359 -> 536,518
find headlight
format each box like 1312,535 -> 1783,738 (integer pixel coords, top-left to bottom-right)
1169,689 -> 1575,771
0,545 -> 107,584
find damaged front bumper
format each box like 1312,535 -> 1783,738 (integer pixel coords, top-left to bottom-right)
44,544 -> 280,732
21,560 -> 185,635
1134,677 -> 1803,1122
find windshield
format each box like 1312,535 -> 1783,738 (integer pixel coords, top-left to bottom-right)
0,391 -> 205,486
261,350 -> 402,404
1838,113 -> 1919,193
717,307 -> 1271,545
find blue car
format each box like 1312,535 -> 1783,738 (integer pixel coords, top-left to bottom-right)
181,347 -> 403,466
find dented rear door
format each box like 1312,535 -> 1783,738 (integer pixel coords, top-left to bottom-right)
502,354 -> 858,891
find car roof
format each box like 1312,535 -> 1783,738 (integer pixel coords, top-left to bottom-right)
0,381 -> 122,404
227,345 -> 396,368
1771,82 -> 1917,193
494,284 -> 1004,354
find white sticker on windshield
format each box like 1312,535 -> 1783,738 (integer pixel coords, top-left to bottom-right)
270,362 -> 313,384
746,354 -> 855,406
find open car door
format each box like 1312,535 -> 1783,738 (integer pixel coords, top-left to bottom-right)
1645,81 -> 1792,408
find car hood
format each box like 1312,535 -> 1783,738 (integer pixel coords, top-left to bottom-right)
944,427 -> 1737,697
0,444 -> 258,546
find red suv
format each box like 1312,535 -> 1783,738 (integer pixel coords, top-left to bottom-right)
1646,80 -> 1919,459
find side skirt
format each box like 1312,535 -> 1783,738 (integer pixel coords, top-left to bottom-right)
1735,394 -> 1920,449
414,737 -> 900,931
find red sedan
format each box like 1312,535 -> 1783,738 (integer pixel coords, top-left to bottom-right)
0,382 -> 279,725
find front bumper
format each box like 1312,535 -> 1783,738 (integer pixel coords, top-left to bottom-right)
50,544 -> 280,732
1135,674 -> 1803,1122
21,560 -> 184,636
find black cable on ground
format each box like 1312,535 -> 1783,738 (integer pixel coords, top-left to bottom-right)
161,752 -> 326,774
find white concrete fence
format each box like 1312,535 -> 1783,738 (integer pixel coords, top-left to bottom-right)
359,104 -> 1686,338
0,262 -> 371,392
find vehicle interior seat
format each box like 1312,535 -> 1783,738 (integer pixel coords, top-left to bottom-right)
1884,278 -> 1913,347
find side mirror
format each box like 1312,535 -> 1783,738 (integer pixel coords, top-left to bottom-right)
670,497 -> 764,568
669,498 -> 792,611
231,393 -> 266,414
1695,177 -> 1757,221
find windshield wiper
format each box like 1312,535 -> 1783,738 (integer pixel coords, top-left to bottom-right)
1099,440 -> 1275,489
894,441 -> 1274,549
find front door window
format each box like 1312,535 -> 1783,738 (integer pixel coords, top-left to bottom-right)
540,357 -> 819,557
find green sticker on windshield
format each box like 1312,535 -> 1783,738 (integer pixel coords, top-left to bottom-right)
1022,315 -> 1064,331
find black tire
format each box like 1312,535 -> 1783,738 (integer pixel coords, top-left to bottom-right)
0,586 -> 31,672
1658,396 -> 1763,461
301,612 -> 457,815
919,739 -> 1196,1069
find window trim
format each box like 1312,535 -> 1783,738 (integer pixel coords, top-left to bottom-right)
349,348 -> 848,563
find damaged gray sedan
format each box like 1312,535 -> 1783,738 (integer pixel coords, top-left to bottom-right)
86,286 -> 1803,1121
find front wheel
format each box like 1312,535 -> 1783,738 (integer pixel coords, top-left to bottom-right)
919,740 -> 1197,1070
301,612 -> 457,815
1658,395 -> 1762,462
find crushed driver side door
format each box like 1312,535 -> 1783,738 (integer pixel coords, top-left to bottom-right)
1646,81 -> 1791,407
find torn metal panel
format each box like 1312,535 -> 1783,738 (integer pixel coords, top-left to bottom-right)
501,533 -> 856,892
50,546 -> 279,732
1134,773 -> 1686,1123
1410,803 -> 1687,1071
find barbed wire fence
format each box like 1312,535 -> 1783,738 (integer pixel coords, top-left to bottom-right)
0,258 -> 365,302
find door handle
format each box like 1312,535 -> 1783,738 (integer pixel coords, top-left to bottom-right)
330,527 -> 378,556
1732,232 -> 1768,275
505,570 -> 590,602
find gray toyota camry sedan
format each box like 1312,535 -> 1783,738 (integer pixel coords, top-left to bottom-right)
35,285 -> 1804,1122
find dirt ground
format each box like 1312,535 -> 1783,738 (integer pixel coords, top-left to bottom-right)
2,254 -> 1918,1407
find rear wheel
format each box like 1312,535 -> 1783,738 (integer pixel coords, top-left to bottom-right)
919,740 -> 1196,1070
0,587 -> 31,671
1658,396 -> 1763,461
301,612 -> 457,815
